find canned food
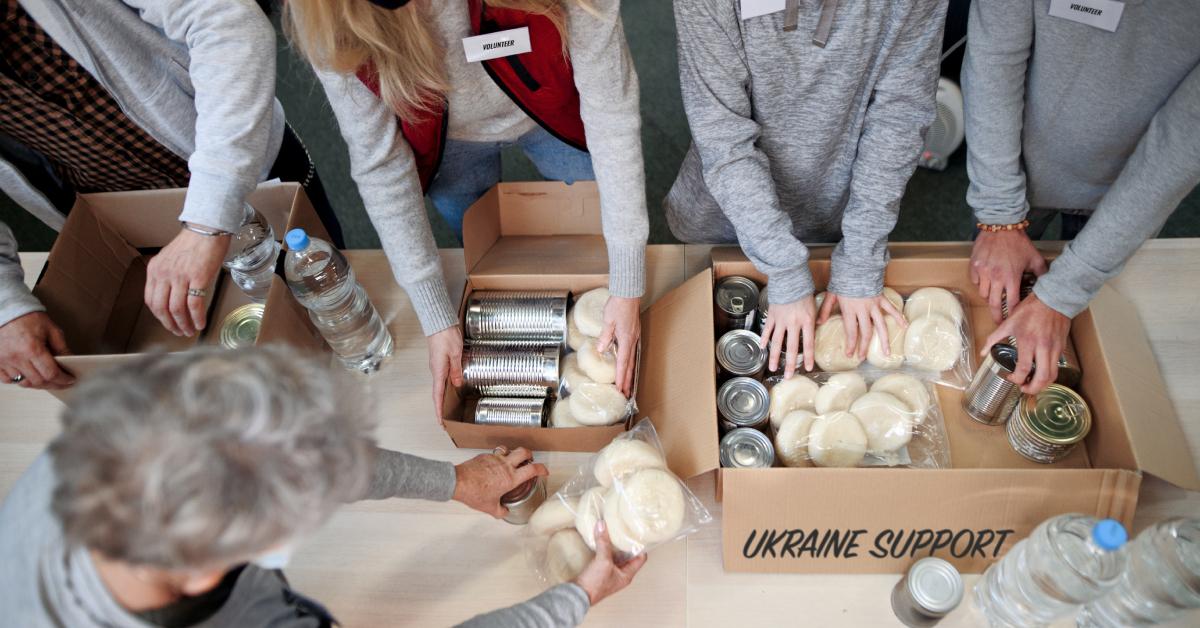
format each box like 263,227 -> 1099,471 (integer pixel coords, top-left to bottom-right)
716,329 -> 767,380
502,475 -> 547,525
463,346 -> 559,397
219,303 -> 265,349
755,286 -> 770,335
891,557 -> 964,627
715,276 -> 760,336
720,427 -> 776,468
1006,384 -> 1092,463
717,377 -> 770,432
962,343 -> 1023,425
473,397 -> 548,427
465,290 -> 568,345
1001,274 -> 1082,389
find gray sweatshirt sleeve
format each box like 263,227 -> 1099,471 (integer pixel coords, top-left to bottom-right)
566,0 -> 649,299
455,583 -> 590,628
0,222 -> 45,328
314,69 -> 459,336
828,0 -> 945,298
673,0 -> 815,304
961,0 -> 1034,225
125,0 -> 280,233
1034,64 -> 1200,318
358,448 -> 457,502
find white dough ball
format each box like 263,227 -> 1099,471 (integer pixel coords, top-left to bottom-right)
530,495 -> 580,535
768,376 -> 820,431
615,468 -> 687,545
870,374 -> 932,424
903,287 -> 964,326
573,288 -> 610,338
903,313 -> 963,372
593,438 -> 667,487
550,400 -> 581,428
575,487 -> 607,550
774,410 -> 818,468
569,382 -> 628,426
814,316 -> 865,371
567,308 -> 590,351
578,339 -> 617,384
814,373 -> 868,414
882,287 -> 905,312
601,489 -> 642,555
546,529 -> 594,583
867,314 -> 907,370
849,392 -> 914,453
807,411 -> 869,468
560,353 -> 591,396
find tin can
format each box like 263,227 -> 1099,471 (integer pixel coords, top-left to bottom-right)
502,475 -> 547,525
891,557 -> 964,627
715,276 -> 760,336
473,397 -> 548,427
1006,384 -> 1092,463
716,329 -> 767,380
465,290 -> 568,345
755,286 -> 770,334
962,343 -> 1023,425
720,427 -> 775,468
1001,275 -> 1083,389
717,377 -> 770,432
219,303 -> 265,349
463,346 -> 559,397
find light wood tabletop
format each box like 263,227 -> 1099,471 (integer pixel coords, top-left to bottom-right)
3,242 -> 1198,627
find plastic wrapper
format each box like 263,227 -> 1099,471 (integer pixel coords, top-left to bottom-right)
551,302 -> 638,427
766,372 -> 951,469
524,419 -> 712,583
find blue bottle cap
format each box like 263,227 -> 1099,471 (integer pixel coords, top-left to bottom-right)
1092,519 -> 1128,551
285,228 -> 310,251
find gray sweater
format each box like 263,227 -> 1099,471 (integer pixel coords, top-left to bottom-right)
0,451 -> 589,628
0,0 -> 287,328
315,0 -> 649,336
665,0 -> 946,303
963,0 -> 1200,318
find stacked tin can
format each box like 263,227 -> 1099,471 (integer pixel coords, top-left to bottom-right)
1005,384 -> 1092,463
715,276 -> 760,335
891,558 -> 964,627
466,291 -> 568,344
1001,274 -> 1082,388
962,343 -> 1023,425
716,329 -> 767,381
719,428 -> 776,468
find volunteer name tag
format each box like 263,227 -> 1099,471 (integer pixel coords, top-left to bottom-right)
1048,0 -> 1124,32
462,27 -> 533,63
741,0 -> 786,20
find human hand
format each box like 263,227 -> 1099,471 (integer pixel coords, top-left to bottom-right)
572,520 -> 648,606
759,296 -> 816,378
971,230 -> 1048,323
597,296 -> 640,397
0,312 -> 75,389
452,446 -> 549,518
819,293 -> 907,360
982,293 -> 1070,394
428,325 -> 465,423
145,228 -> 229,336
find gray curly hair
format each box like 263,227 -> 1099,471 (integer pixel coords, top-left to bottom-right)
50,345 -> 375,569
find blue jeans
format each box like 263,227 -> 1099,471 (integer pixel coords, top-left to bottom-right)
428,126 -> 595,241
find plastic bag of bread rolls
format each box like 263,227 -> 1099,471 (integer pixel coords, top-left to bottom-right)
552,287 -> 640,427
525,419 -> 712,583
770,372 -> 951,469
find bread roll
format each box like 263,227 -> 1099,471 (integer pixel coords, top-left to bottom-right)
849,392 -> 913,453
903,287 -> 964,326
814,372 -> 868,414
560,353 -> 591,396
569,382 -> 628,426
870,374 -> 931,423
593,438 -> 667,487
575,487 -> 607,550
807,411 -> 868,468
573,288 -> 610,338
615,468 -> 687,545
530,495 -> 579,535
546,529 -> 594,583
550,400 -> 581,428
567,308 -> 590,351
774,410 -> 818,467
903,313 -> 962,372
578,339 -> 617,384
601,489 -> 642,555
866,314 -> 907,369
814,316 -> 865,371
768,376 -> 819,431
882,287 -> 905,312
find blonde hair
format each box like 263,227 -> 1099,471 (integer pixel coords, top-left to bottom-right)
285,0 -> 581,121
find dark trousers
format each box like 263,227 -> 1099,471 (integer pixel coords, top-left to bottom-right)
268,125 -> 345,248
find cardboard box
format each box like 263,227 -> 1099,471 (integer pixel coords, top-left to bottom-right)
32,183 -> 329,395
662,246 -> 1198,574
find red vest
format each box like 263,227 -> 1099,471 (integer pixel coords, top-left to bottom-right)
355,1 -> 588,192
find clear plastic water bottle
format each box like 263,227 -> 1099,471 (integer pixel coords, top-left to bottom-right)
283,228 -> 393,372
973,514 -> 1128,628
223,204 -> 281,302
1077,518 -> 1200,627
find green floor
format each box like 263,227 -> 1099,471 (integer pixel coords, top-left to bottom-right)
3,2 -> 1197,251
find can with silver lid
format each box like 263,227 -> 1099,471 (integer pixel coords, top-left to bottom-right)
717,377 -> 770,432
502,475 -> 547,525
463,346 -> 559,397
716,329 -> 767,381
719,427 -> 776,468
962,343 -> 1023,425
465,290 -> 568,345
1006,384 -> 1092,463
473,397 -> 549,427
891,557 -> 965,627
218,303 -> 265,350
715,276 -> 760,336
1001,275 -> 1083,389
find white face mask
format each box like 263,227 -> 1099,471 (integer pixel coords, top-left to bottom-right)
252,543 -> 295,570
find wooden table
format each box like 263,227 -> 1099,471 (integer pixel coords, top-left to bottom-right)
3,242 -> 1198,627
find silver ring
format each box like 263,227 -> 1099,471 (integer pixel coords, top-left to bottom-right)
492,446 -> 509,457
10,374 -> 23,384
187,287 -> 207,298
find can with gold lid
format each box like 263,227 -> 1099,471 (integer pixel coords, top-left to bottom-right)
1006,384 -> 1092,463
219,303 -> 265,349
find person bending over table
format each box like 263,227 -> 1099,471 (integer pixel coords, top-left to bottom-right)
0,346 -> 646,627
283,0 -> 649,414
663,0 -> 947,378
963,0 -> 1200,394
0,0 -> 344,392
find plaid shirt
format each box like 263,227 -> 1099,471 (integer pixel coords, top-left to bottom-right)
0,0 -> 190,194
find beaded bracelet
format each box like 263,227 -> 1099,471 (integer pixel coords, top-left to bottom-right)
977,219 -> 1030,233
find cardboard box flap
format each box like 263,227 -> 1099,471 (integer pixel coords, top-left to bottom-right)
1085,286 -> 1200,490
636,269 -> 720,479
463,182 -> 607,278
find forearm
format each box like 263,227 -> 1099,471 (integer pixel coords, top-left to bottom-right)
358,448 -> 457,502
0,223 -> 44,327
455,583 -> 590,628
